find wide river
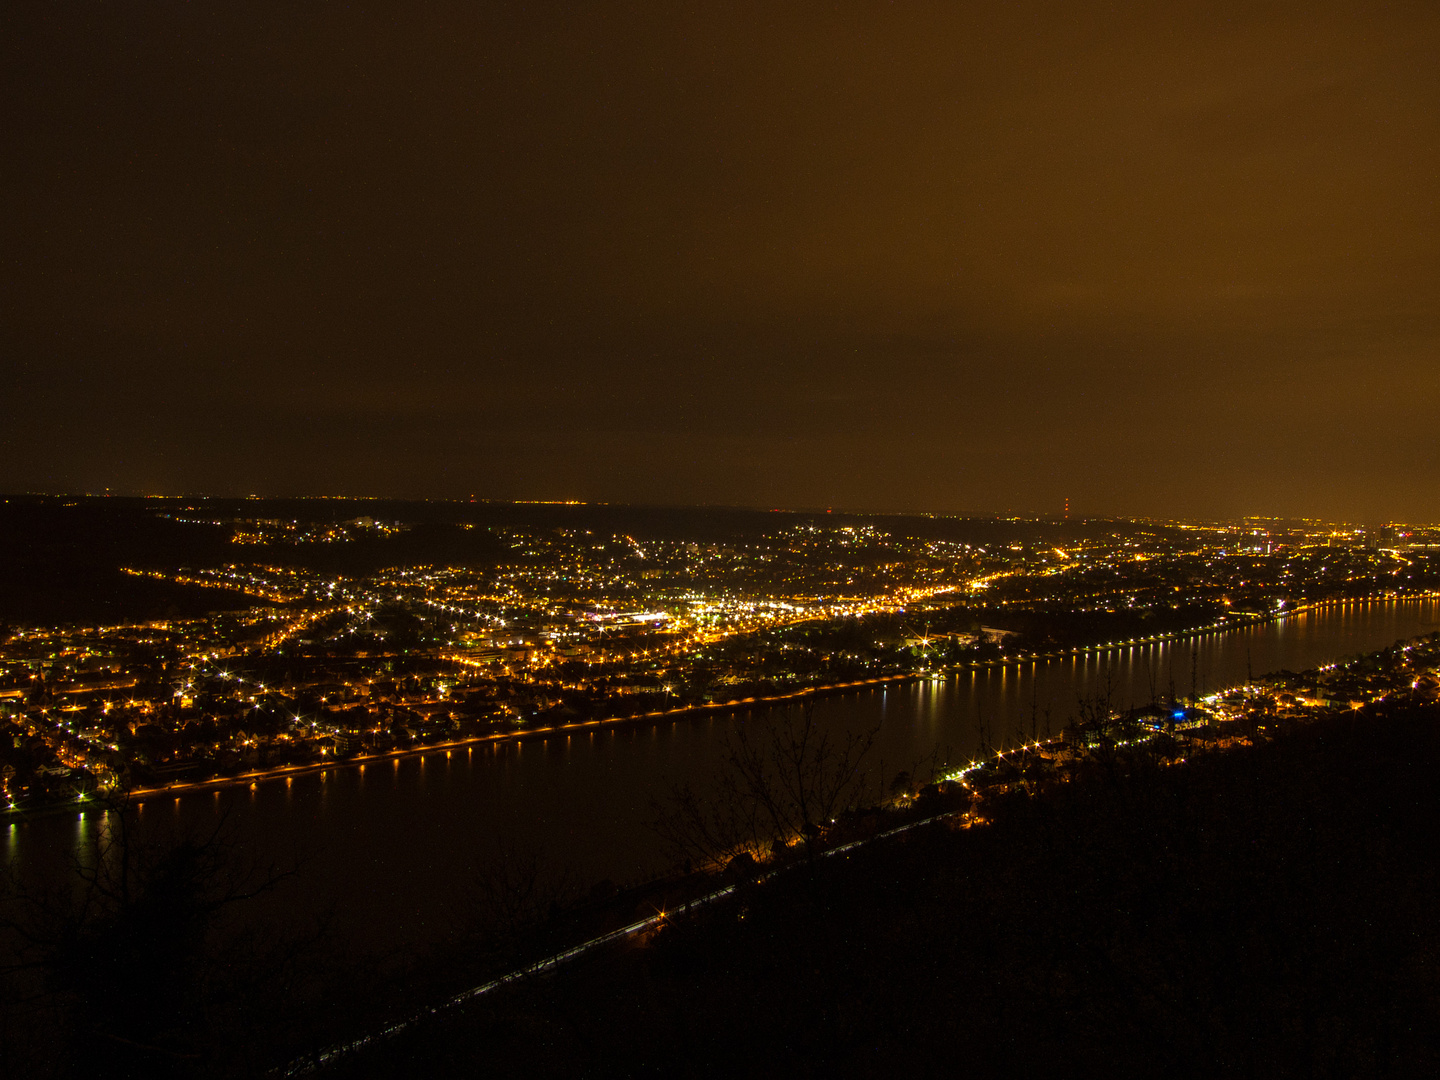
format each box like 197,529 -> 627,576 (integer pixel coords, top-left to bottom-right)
8,597 -> 1440,952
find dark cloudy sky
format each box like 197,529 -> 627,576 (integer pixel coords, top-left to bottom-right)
4,2 -> 1437,519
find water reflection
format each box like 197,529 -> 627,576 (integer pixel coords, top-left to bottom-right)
9,598 -> 1439,951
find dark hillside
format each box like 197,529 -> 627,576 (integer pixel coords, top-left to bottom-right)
331,702 -> 1440,1079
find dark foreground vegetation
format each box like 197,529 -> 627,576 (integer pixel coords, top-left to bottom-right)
5,696 -> 1439,1078
329,701 -> 1440,1079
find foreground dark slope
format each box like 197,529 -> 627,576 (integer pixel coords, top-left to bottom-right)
331,703 -> 1440,1079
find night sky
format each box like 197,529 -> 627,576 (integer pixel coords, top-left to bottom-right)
4,3 -> 1437,518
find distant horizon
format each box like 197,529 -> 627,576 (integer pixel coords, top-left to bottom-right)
2,490 -> 1426,528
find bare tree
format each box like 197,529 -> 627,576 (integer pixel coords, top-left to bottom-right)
1066,666 -> 1125,769
0,791 -> 306,1079
653,702 -> 880,874
457,838 -> 580,969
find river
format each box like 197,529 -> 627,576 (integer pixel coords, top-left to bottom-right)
7,597 -> 1438,952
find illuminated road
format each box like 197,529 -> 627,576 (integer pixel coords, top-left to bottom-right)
278,809 -> 962,1076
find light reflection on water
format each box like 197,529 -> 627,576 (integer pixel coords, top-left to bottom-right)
5,598 -> 1438,950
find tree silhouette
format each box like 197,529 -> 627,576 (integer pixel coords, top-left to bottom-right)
654,702 -> 880,874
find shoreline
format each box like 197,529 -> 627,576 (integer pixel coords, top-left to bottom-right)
7,591 -> 1437,819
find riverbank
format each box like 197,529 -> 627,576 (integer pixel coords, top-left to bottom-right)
8,590 -> 1437,819
10,624 -> 1440,1078
316,694 -> 1440,1079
